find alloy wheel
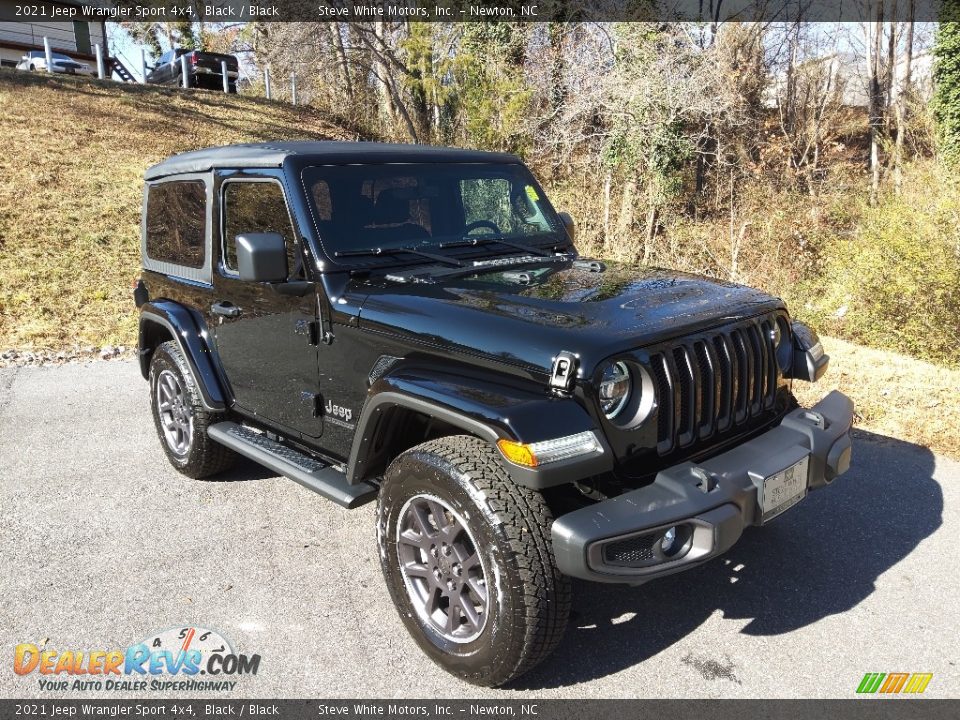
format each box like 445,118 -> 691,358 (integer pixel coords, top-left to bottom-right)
156,369 -> 193,457
396,494 -> 489,643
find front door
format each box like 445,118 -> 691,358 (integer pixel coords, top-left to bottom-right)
210,171 -> 322,438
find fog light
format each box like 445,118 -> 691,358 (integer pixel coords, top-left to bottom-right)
660,526 -> 678,554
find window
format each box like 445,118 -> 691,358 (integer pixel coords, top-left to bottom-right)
145,181 -> 206,269
311,180 -> 332,221
73,21 -> 91,56
222,181 -> 301,278
460,178 -> 551,235
302,163 -> 563,261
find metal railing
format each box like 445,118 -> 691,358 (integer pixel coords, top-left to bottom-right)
23,35 -> 301,106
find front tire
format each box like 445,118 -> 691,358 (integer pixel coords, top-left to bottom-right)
377,436 -> 570,686
148,341 -> 236,479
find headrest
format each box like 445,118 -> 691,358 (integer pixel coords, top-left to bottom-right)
373,188 -> 411,225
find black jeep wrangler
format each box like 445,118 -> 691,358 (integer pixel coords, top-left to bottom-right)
135,141 -> 854,686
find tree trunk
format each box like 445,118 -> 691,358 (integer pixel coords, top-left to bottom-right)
328,23 -> 353,100
374,22 -> 396,126
643,202 -> 658,265
728,167 -> 736,276
602,170 -> 612,244
868,12 -> 885,204
615,176 -> 636,258
894,10 -> 915,195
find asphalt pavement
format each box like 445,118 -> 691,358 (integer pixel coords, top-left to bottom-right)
0,360 -> 957,698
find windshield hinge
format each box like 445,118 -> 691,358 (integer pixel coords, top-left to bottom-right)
550,351 -> 579,392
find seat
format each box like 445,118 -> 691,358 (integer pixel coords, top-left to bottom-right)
358,188 -> 429,246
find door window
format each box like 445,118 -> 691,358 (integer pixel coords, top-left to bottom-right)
222,181 -> 302,279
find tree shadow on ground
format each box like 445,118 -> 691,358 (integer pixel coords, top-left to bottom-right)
513,429 -> 943,689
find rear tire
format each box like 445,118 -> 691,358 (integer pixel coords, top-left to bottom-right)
148,341 -> 236,479
377,435 -> 570,687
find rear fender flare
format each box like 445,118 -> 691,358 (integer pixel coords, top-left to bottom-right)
138,301 -> 226,412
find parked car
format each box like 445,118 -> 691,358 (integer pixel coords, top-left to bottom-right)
134,141 -> 854,687
16,50 -> 92,76
145,49 -> 238,92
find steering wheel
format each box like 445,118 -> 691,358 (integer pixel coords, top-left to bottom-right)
464,220 -> 502,236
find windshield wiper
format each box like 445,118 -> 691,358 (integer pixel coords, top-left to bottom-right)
334,246 -> 463,267
438,236 -> 557,257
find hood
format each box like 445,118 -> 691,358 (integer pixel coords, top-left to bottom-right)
351,260 -> 785,374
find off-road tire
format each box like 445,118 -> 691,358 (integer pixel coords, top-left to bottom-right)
377,435 -> 571,687
148,340 -> 236,479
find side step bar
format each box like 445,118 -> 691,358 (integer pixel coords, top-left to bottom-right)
208,422 -> 377,509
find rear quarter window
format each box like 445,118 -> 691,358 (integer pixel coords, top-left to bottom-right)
145,181 -> 206,269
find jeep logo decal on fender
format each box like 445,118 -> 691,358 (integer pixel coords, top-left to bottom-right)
324,399 -> 353,424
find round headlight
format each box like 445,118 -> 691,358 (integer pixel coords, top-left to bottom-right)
599,361 -> 631,419
773,317 -> 792,371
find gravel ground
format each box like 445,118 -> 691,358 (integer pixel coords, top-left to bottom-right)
0,360 -> 957,699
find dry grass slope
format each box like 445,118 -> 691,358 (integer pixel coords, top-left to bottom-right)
1,69 -> 956,458
794,336 -> 960,460
0,68 -> 356,349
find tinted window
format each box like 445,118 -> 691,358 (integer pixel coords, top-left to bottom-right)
302,163 -> 562,260
223,181 -> 301,278
461,178 -> 552,235
145,181 -> 206,269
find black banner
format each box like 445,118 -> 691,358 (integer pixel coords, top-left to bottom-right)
3,0 -> 947,23
1,700 -> 958,720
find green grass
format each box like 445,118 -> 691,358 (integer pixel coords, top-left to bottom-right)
0,68 -> 356,350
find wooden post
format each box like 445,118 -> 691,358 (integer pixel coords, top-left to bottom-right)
95,43 -> 105,79
291,72 -> 297,105
43,37 -> 53,74
221,60 -> 229,93
180,54 -> 190,89
264,65 -> 272,99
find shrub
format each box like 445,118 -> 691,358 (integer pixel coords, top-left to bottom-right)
800,163 -> 960,367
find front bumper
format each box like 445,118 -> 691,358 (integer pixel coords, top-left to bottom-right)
551,390 -> 854,583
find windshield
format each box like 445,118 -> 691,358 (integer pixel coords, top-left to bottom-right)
303,163 -> 564,263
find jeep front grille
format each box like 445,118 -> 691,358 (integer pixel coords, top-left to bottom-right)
650,318 -> 779,455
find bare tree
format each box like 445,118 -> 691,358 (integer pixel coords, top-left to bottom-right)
867,6 -> 886,203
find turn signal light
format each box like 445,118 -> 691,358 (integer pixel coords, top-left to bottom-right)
497,439 -> 538,467
497,432 -> 603,468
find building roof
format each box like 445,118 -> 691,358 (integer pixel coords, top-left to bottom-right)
144,141 -> 521,180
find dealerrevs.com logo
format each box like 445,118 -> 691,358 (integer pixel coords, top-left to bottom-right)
13,626 -> 260,692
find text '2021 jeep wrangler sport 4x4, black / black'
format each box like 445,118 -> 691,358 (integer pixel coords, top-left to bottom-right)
134,141 -> 854,687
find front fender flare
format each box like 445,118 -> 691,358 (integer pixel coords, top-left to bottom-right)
346,370 -> 613,489
138,301 -> 227,412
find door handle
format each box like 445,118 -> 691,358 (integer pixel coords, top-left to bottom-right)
211,301 -> 240,318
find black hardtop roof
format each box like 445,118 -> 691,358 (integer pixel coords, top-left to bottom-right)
144,141 -> 521,181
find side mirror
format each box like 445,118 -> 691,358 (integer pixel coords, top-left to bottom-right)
235,233 -> 287,282
558,211 -> 576,242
